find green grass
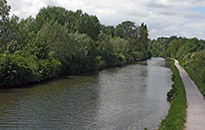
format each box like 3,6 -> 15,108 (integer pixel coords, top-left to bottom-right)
180,64 -> 205,97
158,60 -> 187,130
178,50 -> 205,97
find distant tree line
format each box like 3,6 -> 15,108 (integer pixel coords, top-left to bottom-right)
149,36 -> 205,95
0,0 -> 149,87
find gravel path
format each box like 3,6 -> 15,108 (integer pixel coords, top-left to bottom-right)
175,60 -> 205,130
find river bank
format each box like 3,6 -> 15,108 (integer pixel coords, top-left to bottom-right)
0,56 -> 150,89
157,59 -> 187,130
175,60 -> 205,130
179,62 -> 205,97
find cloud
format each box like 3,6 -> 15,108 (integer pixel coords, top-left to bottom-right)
184,21 -> 205,31
7,0 -> 205,39
8,0 -> 49,18
145,1 -> 168,9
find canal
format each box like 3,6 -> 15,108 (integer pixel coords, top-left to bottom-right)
0,57 -> 172,130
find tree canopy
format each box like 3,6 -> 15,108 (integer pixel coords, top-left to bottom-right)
0,1 -> 149,87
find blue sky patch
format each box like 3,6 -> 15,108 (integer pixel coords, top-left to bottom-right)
191,6 -> 205,14
147,8 -> 153,12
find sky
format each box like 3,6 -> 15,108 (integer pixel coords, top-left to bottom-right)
7,0 -> 205,39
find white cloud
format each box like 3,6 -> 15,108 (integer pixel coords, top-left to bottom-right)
7,0 -> 205,39
184,21 -> 205,31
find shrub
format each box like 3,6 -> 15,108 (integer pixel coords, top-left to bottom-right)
0,54 -> 36,86
0,53 -> 62,87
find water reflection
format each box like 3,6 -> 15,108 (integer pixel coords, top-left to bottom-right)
0,57 -> 172,130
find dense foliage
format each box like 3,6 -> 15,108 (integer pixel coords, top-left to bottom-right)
0,1 -> 149,87
149,36 -> 205,96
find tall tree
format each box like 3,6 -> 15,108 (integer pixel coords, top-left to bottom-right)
34,6 -> 69,32
101,25 -> 115,36
37,22 -> 68,61
114,21 -> 139,39
139,23 -> 148,50
0,0 -> 11,48
77,13 -> 101,40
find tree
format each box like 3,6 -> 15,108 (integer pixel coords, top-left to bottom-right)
139,23 -> 148,50
77,13 -> 101,40
66,32 -> 97,73
34,6 -> 101,41
176,38 -> 199,59
6,15 -> 20,44
17,16 -> 35,46
37,22 -> 69,61
167,39 -> 184,58
101,25 -> 115,36
0,0 -> 11,48
129,39 -> 147,61
6,40 -> 21,54
34,6 -> 69,32
26,37 -> 49,59
109,37 -> 130,64
66,9 -> 82,33
114,21 -> 139,39
0,3 -> 151,87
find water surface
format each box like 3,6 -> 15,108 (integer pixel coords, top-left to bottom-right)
0,57 -> 172,130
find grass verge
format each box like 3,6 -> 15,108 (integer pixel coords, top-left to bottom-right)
157,60 -> 187,130
180,63 -> 205,97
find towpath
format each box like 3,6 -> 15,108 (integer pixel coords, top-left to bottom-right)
175,60 -> 205,130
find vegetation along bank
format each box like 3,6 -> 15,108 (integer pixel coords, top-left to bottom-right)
0,0 -> 150,88
149,36 -> 204,130
149,36 -> 205,96
157,59 -> 187,130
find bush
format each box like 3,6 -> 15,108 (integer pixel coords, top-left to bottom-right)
38,58 -> 62,80
0,53 -> 62,87
0,54 -> 36,87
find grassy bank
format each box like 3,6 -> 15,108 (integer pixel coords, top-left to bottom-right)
179,62 -> 205,97
157,60 -> 187,130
